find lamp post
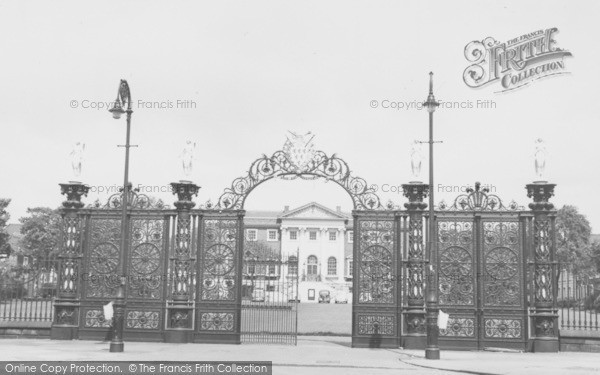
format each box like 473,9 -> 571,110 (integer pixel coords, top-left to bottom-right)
108,79 -> 133,353
423,72 -> 440,360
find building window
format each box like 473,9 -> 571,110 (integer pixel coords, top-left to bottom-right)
348,260 -> 353,277
348,230 -> 353,243
309,231 -> 317,240
307,255 -> 318,281
248,264 -> 256,275
327,257 -> 337,276
329,231 -> 337,241
268,264 -> 276,275
289,230 -> 297,240
246,229 -> 257,242
288,255 -> 298,275
267,229 -> 278,241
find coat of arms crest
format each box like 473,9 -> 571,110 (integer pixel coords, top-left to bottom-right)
283,131 -> 316,172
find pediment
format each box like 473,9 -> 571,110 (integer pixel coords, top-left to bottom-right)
279,202 -> 347,220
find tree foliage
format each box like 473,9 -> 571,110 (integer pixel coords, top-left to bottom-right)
555,205 -> 597,276
19,207 -> 61,262
0,198 -> 11,258
244,240 -> 280,260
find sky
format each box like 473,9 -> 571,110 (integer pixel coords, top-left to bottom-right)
0,1 -> 598,231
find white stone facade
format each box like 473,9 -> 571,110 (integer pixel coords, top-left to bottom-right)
244,202 -> 353,303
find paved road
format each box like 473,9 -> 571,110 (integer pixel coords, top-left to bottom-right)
1,336 -> 599,374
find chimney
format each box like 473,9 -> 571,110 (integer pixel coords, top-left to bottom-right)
336,206 -> 341,213
284,205 -> 289,212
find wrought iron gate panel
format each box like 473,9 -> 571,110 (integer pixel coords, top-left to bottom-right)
438,220 -> 475,307
85,217 -> 122,299
79,212 -> 170,341
436,215 -> 527,350
123,215 -> 169,341
127,218 -> 167,300
479,218 -> 526,347
199,219 -> 238,301
195,211 -> 243,344
437,218 -> 477,344
352,211 -> 400,348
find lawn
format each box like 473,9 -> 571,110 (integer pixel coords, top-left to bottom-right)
297,303 -> 351,335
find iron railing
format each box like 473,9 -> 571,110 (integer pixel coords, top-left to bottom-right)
0,257 -> 58,322
558,268 -> 600,331
241,255 -> 299,344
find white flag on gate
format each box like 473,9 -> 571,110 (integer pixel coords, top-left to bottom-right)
438,310 -> 449,330
103,301 -> 114,321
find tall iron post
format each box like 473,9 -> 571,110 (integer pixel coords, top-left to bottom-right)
108,79 -> 133,353
401,181 -> 429,349
526,181 -> 559,352
50,182 -> 89,340
423,72 -> 440,360
166,181 -> 200,343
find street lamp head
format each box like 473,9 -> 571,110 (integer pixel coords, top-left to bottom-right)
109,99 -> 125,119
109,79 -> 132,119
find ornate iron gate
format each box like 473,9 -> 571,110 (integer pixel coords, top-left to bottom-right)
436,188 -> 527,350
194,211 -> 244,344
352,211 -> 401,348
49,136 -> 559,352
79,209 -> 170,342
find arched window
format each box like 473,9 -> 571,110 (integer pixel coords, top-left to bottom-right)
328,257 -> 337,276
307,255 -> 318,281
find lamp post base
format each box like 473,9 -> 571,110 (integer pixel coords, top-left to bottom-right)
425,348 -> 440,359
109,342 -> 124,353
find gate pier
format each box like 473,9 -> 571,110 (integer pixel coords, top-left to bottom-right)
526,181 -> 559,352
50,182 -> 89,340
401,182 -> 428,349
165,181 -> 199,343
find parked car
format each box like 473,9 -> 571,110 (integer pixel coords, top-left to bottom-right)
318,290 -> 331,303
334,291 -> 348,304
252,288 -> 265,302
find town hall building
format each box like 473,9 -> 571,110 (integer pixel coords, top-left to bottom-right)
243,202 -> 353,303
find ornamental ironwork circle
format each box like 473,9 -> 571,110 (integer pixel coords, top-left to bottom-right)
90,242 -> 119,274
205,244 -> 235,276
360,245 -> 392,278
451,322 -> 462,333
485,247 -> 518,280
131,243 -> 161,275
440,246 -> 472,278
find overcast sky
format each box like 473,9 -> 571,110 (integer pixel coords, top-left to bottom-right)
1,1 -> 598,231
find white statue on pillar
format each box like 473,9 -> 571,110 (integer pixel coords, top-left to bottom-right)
410,140 -> 423,181
180,140 -> 196,179
534,138 -> 546,181
69,142 -> 85,180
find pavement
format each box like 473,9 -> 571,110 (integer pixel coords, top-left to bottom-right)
0,336 -> 599,375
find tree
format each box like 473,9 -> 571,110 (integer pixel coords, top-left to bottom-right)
19,207 -> 61,264
555,205 -> 597,276
0,199 -> 11,259
591,241 -> 600,274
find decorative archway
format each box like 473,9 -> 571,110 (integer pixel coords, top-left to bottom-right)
215,133 -> 383,210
